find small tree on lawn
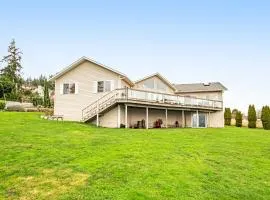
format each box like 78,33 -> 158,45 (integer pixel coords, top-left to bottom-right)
235,111 -> 243,127
248,105 -> 257,128
224,107 -> 232,125
261,106 -> 270,130
43,79 -> 51,108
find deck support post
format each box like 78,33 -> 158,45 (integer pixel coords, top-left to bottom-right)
165,108 -> 168,128
96,103 -> 99,127
182,110 -> 185,128
196,110 -> 199,128
208,112 -> 211,128
146,107 -> 149,129
117,104 -> 121,128
125,104 -> 128,128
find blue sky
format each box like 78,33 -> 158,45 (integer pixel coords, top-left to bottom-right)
0,0 -> 269,113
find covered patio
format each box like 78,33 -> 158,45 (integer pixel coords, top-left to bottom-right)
118,104 -> 211,129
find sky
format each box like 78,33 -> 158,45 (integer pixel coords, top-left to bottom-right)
0,0 -> 269,113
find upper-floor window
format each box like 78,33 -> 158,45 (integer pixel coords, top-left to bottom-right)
156,80 -> 167,92
143,79 -> 154,89
97,81 -> 113,93
63,83 -> 76,94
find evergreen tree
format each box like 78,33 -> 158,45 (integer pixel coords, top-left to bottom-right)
261,106 -> 270,130
248,105 -> 257,128
1,39 -> 23,85
235,111 -> 243,127
224,107 -> 232,125
43,80 -> 51,108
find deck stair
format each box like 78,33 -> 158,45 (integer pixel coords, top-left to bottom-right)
82,89 -> 123,122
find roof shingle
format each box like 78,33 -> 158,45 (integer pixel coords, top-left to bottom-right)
173,82 -> 227,93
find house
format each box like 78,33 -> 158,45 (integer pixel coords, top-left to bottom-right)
50,57 -> 227,128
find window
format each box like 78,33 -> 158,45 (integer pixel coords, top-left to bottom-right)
98,81 -> 104,93
156,80 -> 167,91
104,81 -> 111,92
143,79 -> 154,89
97,81 -> 112,93
63,83 -> 76,94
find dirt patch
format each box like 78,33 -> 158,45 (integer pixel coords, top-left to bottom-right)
7,168 -> 88,200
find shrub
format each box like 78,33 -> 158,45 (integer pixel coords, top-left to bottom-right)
6,105 -> 25,112
0,101 -> 6,110
261,106 -> 270,130
235,111 -> 243,127
32,96 -> 43,107
248,105 -> 257,128
25,108 -> 38,112
224,108 -> 232,125
37,108 -> 53,116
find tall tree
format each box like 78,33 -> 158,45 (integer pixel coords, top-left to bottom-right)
261,106 -> 270,130
0,39 -> 23,93
248,105 -> 257,128
224,108 -> 232,125
43,79 -> 51,108
235,111 -> 243,127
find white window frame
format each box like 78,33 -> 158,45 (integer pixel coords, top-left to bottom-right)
61,83 -> 78,95
96,80 -> 114,93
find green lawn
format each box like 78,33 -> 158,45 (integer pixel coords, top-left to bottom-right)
0,112 -> 269,200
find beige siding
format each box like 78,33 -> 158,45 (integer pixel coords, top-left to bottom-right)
54,61 -> 122,121
99,106 -> 118,128
121,80 -> 131,88
134,76 -> 174,94
209,111 -> 224,127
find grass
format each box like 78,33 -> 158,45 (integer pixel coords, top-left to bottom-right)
0,112 -> 269,200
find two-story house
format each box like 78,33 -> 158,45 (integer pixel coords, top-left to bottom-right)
50,57 -> 227,128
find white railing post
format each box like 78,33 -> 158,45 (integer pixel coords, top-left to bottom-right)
165,108 -> 168,128
125,104 -> 128,128
146,107 -> 149,129
96,101 -> 99,127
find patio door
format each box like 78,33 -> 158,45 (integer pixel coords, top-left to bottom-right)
192,113 -> 207,128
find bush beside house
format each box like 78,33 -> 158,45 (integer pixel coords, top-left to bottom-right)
224,108 -> 232,125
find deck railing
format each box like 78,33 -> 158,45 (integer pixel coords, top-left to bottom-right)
124,88 -> 223,109
82,88 -> 223,121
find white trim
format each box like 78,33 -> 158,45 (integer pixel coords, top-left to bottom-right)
110,80 -> 114,91
75,82 -> 79,94
125,104 -> 128,129
60,83 -> 63,95
92,81 -> 98,93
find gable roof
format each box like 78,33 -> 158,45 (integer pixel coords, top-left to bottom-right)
174,82 -> 227,93
135,73 -> 177,91
49,56 -> 134,86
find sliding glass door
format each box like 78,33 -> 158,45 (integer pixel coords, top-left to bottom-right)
192,113 -> 207,128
